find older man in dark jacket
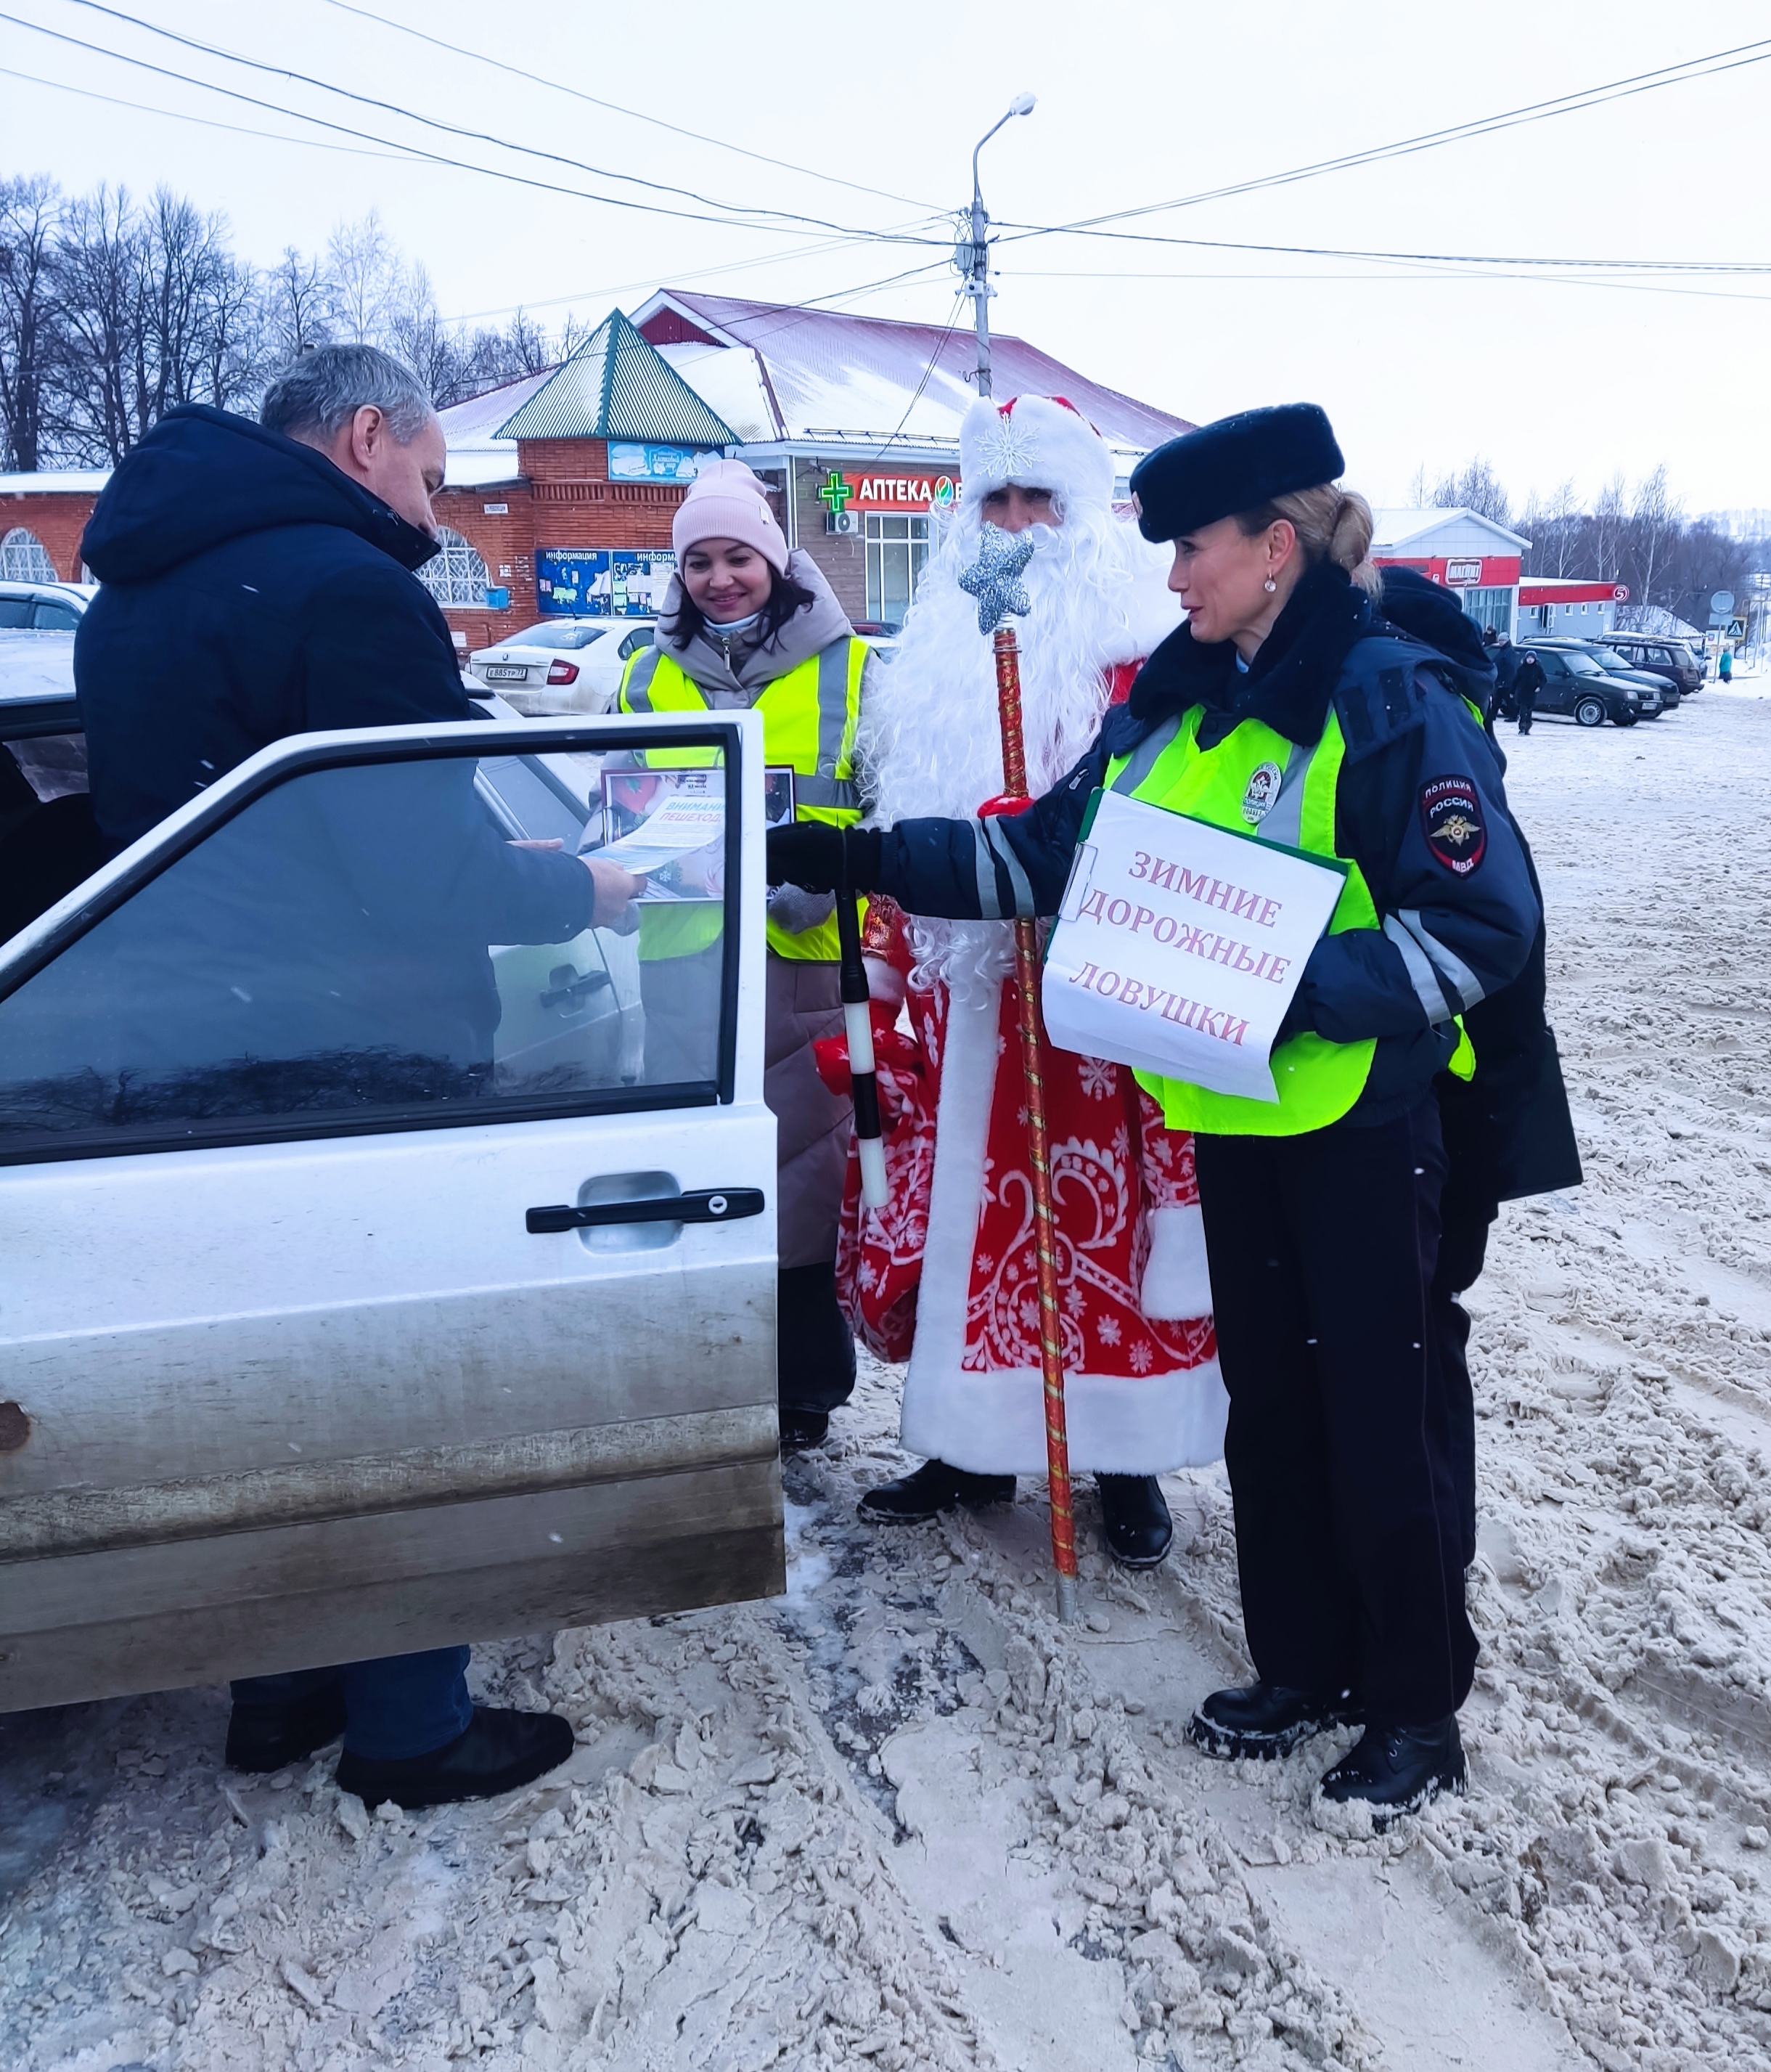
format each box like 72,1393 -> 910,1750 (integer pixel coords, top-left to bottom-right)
75,345 -> 634,1809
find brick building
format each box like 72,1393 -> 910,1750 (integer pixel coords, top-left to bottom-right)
0,293 -> 1193,653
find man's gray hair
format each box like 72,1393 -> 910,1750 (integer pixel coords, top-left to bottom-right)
260,343 -> 435,445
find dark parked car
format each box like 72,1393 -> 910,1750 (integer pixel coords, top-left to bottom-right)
1599,632 -> 1703,697
1545,637 -> 1679,714
1497,641 -> 1652,727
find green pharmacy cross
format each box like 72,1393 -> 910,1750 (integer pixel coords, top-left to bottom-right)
817,470 -> 854,517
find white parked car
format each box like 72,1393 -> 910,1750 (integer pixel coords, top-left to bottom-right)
0,580 -> 94,704
470,619 -> 658,714
0,692 -> 780,1712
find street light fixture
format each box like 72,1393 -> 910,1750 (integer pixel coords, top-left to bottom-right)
957,92 -> 1037,400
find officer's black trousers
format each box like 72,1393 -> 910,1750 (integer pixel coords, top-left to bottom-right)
1194,1101 -> 1478,1727
1431,1187 -> 1497,1570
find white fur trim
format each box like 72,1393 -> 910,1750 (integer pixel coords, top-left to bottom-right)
960,396 -> 1116,517
899,992 -> 1227,1477
904,1356 -> 1227,1479
1140,1202 -> 1214,1321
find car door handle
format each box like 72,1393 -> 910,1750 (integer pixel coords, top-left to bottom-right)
525,1188 -> 766,1234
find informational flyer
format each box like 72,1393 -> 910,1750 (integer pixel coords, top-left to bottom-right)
592,769 -> 724,902
1042,789 -> 1347,1103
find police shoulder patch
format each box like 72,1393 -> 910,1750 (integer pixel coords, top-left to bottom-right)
1420,775 -> 1486,876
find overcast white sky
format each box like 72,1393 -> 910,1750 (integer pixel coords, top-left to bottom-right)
5,0 -> 1770,517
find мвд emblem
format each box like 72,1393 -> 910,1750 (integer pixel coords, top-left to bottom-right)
1420,775 -> 1487,876
1241,761 -> 1284,824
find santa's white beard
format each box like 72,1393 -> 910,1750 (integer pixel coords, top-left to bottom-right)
857,502 -> 1180,995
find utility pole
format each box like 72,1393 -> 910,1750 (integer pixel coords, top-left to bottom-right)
957,94 -> 1036,401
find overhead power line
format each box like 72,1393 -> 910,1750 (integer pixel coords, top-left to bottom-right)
0,9 -> 917,245
996,36 -> 1771,245
315,0 -> 940,214
1011,229 -> 1771,275
52,0 -> 936,245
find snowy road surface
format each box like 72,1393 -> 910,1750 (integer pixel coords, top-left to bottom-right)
4,685 -> 1771,2072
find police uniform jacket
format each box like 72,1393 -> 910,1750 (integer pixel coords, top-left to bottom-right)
875,563 -> 1542,1127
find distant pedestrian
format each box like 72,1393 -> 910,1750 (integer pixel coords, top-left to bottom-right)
1513,649 -> 1545,733
1719,645 -> 1734,683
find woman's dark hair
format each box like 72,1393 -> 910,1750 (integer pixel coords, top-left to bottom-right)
669,559 -> 817,647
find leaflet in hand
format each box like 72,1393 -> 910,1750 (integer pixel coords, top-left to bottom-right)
1042,789 -> 1346,1103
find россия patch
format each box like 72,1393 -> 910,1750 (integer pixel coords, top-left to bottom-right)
1419,775 -> 1486,876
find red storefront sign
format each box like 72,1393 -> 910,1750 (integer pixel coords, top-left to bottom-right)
1374,554 -> 1522,589
815,468 -> 960,517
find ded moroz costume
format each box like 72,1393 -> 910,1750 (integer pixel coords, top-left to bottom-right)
824,396 -> 1227,1564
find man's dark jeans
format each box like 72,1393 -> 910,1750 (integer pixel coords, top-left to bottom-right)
232,1647 -> 473,1762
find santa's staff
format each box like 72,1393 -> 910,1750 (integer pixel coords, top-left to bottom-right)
960,522 -> 1081,1626
835,876 -> 891,1211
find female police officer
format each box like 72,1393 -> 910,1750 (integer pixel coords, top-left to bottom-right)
767,404 -> 1540,1824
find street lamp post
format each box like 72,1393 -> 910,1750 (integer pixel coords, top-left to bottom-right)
957,93 -> 1036,401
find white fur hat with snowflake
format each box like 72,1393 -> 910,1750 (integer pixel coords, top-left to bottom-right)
959,393 -> 1116,516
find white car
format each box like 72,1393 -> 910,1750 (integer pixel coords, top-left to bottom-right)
0,580 -> 94,704
0,691 -> 781,1712
470,619 -> 658,714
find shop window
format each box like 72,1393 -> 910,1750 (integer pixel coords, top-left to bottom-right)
1,528 -> 56,583
1459,586 -> 1513,636
864,514 -> 929,633
418,526 -> 491,609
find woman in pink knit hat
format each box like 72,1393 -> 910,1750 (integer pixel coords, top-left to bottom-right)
619,460 -> 884,1449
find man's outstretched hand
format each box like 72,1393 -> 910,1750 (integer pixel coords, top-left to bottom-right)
766,822 -> 883,894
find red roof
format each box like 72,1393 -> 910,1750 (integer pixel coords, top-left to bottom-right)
1518,579 -> 1627,605
634,290 -> 1194,457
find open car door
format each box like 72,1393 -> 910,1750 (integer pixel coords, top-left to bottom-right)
0,709 -> 779,1712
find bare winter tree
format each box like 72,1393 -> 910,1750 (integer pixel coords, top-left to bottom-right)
0,174 -> 60,471
1430,457 -> 1513,529
46,183 -> 146,465
325,211 -> 400,347
260,246 -> 335,362
1591,473 -> 1627,584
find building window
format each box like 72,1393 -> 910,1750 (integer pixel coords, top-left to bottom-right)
417,527 -> 490,609
864,513 -> 928,632
1,528 -> 56,582
1459,586 -> 1513,635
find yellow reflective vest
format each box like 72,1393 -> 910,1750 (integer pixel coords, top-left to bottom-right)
1105,704 -> 1473,1135
618,635 -> 868,963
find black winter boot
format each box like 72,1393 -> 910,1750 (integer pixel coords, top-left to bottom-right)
859,1459 -> 1015,1522
778,1404 -> 830,1453
335,1705 -> 574,1810
1317,1716 -> 1466,1828
1187,1681 -> 1363,1761
225,1681 -> 348,1773
1097,1475 -> 1173,1568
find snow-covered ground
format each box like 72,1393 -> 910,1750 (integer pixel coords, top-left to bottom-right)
4,687 -> 1770,2072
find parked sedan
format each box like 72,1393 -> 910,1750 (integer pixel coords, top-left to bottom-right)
1539,637 -> 1677,715
0,579 -> 94,633
469,619 -> 657,714
1504,643 -> 1653,727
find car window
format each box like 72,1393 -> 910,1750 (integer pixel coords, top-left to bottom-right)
511,622 -> 606,650
618,627 -> 655,661
1562,651 -> 1607,677
0,599 -> 30,629
0,738 -> 734,1163
30,601 -> 80,632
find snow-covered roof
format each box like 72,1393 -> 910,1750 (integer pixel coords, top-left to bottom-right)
633,290 -> 1193,467
1,471 -> 110,496
1370,507 -> 1531,554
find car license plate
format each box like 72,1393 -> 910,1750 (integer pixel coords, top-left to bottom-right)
483,666 -> 528,681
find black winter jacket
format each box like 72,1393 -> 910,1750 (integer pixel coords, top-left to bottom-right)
878,564 -> 1542,1127
73,404 -> 593,1069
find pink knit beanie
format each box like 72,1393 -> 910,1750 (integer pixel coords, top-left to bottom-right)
672,460 -> 790,574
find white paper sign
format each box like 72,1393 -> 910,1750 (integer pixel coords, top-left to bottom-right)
1042,790 -> 1347,1103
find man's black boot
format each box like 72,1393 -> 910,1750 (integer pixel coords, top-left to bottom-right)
1317,1716 -> 1466,1828
335,1705 -> 574,1810
225,1681 -> 348,1773
859,1458 -> 1015,1522
1097,1475 -> 1173,1569
779,1405 -> 830,1453
1187,1681 -> 1362,1761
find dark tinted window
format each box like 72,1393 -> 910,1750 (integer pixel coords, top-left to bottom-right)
0,599 -> 30,629
30,602 -> 79,632
618,627 -> 655,660
0,741 -> 732,1162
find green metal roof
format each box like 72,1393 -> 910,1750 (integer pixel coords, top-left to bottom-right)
495,308 -> 736,446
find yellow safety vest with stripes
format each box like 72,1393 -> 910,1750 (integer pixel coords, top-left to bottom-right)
618,635 -> 867,963
1104,704 -> 1473,1136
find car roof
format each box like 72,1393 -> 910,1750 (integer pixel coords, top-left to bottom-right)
0,580 -> 90,604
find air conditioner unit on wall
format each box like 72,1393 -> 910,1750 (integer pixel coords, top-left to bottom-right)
825,510 -> 862,537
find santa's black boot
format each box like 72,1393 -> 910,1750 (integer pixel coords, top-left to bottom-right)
1097,1475 -> 1173,1568
859,1459 -> 1015,1522
1188,1681 -> 1363,1761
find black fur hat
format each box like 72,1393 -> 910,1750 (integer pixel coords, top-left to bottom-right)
1129,403 -> 1345,544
